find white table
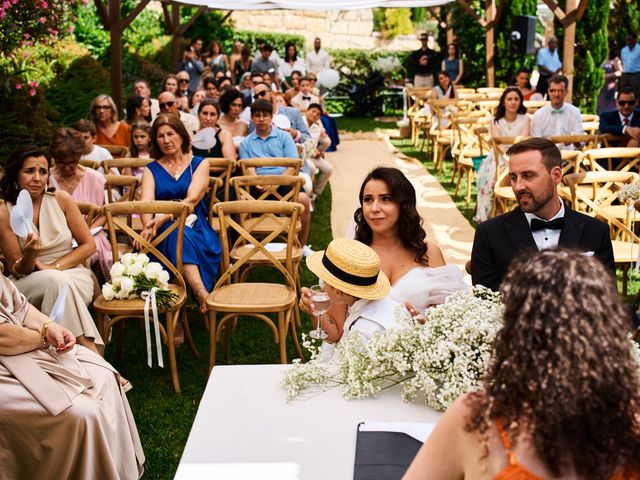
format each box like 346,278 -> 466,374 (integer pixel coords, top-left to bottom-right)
176,364 -> 442,480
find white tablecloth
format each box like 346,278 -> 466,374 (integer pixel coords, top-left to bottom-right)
176,364 -> 442,480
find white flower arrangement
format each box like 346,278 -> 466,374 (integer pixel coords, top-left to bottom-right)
102,252 -> 176,309
618,182 -> 640,205
282,286 -> 503,411
374,56 -> 401,74
301,138 -> 317,161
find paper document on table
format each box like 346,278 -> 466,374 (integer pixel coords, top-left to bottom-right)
354,421 -> 437,480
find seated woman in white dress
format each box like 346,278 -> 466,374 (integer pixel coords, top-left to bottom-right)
0,273 -> 144,479
301,167 -> 466,343
306,238 -> 407,358
475,86 -> 531,223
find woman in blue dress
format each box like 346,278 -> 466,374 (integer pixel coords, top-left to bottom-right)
140,114 -> 221,314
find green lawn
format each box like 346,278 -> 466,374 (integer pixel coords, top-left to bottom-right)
107,188 -> 333,479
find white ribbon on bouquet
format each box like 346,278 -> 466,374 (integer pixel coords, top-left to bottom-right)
142,288 -> 164,368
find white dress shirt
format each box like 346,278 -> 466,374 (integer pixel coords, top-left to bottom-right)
524,201 -> 565,251
530,103 -> 584,149
306,49 -> 331,74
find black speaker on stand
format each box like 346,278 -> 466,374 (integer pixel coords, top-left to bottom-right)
511,15 -> 536,55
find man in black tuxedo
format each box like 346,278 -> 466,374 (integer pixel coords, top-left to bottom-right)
599,87 -> 640,147
471,138 -> 615,291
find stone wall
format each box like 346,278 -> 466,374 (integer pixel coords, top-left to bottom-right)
229,9 -> 423,52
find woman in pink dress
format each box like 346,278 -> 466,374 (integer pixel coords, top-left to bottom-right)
49,128 -> 113,279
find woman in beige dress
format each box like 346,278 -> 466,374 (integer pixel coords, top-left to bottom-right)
0,146 -> 102,353
0,273 -> 144,479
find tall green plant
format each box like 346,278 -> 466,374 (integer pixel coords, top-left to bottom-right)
449,1 -> 485,87
494,0 -> 537,86
573,0 -> 609,113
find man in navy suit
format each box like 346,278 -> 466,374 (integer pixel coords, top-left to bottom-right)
471,138 -> 615,291
599,86 -> 640,147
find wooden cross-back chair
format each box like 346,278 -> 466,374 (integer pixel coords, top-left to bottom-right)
207,200 -> 304,369
206,158 -> 236,202
490,135 -> 530,217
79,159 -> 101,170
406,88 -> 431,146
101,157 -> 152,176
523,100 -> 550,113
583,147 -> 640,173
93,201 -> 197,393
238,157 -> 303,176
75,201 -> 101,228
97,144 -> 128,158
562,171 -> 639,235
102,174 -> 142,235
548,134 -> 599,153
450,115 -> 489,205
230,175 -> 304,236
427,98 -> 469,170
206,176 -> 225,234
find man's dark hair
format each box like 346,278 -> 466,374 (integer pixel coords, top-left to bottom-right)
203,77 -> 217,89
251,71 -> 264,79
134,79 -> 150,89
184,45 -> 194,54
74,118 -> 97,136
548,74 -> 569,89
618,86 -> 637,99
506,137 -> 562,171
261,43 -> 274,53
307,103 -> 323,113
250,99 -> 273,117
290,70 -> 302,78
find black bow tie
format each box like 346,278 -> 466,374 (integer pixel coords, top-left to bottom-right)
530,217 -> 564,232
302,96 -> 311,101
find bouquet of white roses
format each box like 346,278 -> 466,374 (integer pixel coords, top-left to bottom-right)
102,253 -> 177,310
282,286 -> 503,411
374,56 -> 401,74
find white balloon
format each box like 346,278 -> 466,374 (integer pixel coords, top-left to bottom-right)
317,69 -> 340,89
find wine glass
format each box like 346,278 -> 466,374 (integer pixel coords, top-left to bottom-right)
309,284 -> 331,340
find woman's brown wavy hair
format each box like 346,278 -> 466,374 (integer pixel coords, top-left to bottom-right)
467,248 -> 640,478
354,167 -> 428,265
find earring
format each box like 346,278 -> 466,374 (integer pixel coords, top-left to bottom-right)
13,182 -> 18,189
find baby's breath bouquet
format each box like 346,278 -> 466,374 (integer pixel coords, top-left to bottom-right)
101,253 -> 177,310
618,182 -> 640,205
282,286 -> 503,411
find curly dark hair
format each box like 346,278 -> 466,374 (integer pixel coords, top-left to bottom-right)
0,146 -> 53,204
466,248 -> 640,479
493,86 -> 527,124
354,167 -> 428,265
218,88 -> 243,114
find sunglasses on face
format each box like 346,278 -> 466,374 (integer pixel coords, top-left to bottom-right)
253,90 -> 269,100
178,79 -> 190,84
618,100 -> 636,106
159,101 -> 175,109
94,105 -> 111,111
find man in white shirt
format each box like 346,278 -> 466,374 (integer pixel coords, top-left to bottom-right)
133,79 -> 159,120
530,75 -> 583,149
536,36 -> 562,96
306,37 -> 331,75
302,103 -> 333,199
621,32 -> 640,98
290,76 -> 320,112
74,119 -> 114,162
158,91 -> 199,138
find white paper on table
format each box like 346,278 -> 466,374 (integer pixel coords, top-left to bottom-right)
71,226 -> 102,248
264,243 -> 287,252
358,421 -> 437,443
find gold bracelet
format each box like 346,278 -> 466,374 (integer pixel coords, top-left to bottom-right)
40,320 -> 53,349
11,258 -> 24,278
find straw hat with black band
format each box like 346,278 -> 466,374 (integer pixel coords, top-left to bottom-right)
306,238 -> 390,300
